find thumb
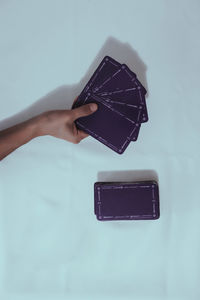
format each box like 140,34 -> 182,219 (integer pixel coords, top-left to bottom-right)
71,103 -> 98,120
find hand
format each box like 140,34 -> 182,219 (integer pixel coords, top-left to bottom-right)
37,97 -> 98,144
0,96 -> 98,160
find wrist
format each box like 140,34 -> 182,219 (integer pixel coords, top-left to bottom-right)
28,114 -> 47,138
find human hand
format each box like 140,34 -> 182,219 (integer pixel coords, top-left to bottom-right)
37,96 -> 98,144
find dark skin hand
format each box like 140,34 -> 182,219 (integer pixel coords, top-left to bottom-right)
0,97 -> 98,161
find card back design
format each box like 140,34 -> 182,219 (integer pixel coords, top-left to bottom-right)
75,93 -> 140,154
72,55 -> 149,152
94,181 -> 160,221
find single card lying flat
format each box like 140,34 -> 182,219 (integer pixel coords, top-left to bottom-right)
94,181 -> 160,221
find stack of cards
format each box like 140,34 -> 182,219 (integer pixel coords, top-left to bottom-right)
94,181 -> 160,221
72,56 -> 148,154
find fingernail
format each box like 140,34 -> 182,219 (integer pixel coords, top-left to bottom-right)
90,103 -> 98,112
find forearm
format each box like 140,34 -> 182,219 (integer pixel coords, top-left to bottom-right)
0,115 -> 43,160
0,100 -> 97,161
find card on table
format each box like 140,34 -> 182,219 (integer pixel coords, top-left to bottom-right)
94,181 -> 160,221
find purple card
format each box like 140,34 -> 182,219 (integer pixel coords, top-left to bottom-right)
74,93 -> 140,154
94,64 -> 148,125
94,181 -> 160,221
72,55 -> 149,151
131,124 -> 141,141
98,88 -> 148,123
83,56 -> 121,95
122,64 -> 147,95
72,93 -> 142,142
105,101 -> 143,124
93,64 -> 137,94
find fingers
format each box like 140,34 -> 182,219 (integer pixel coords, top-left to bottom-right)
71,103 -> 98,121
71,131 -> 89,144
78,129 -> 89,139
68,123 -> 89,144
72,96 -> 79,105
67,98 -> 96,144
71,96 -> 79,110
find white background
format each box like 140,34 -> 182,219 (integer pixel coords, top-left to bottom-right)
0,0 -> 200,299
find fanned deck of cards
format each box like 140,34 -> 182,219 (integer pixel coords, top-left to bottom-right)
72,56 -> 148,154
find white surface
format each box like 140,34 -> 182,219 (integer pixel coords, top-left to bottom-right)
0,0 -> 200,299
